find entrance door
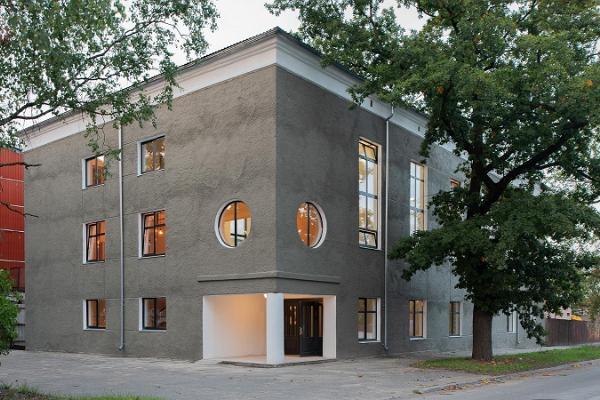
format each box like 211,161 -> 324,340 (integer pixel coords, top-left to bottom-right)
284,299 -> 323,357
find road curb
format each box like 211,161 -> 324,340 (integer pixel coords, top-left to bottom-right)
412,359 -> 598,395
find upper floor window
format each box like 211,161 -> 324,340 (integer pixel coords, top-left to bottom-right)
141,136 -> 165,173
86,221 -> 106,262
449,301 -> 462,336
142,211 -> 166,256
217,201 -> 252,248
142,297 -> 167,330
357,297 -> 379,341
450,178 -> 460,189
409,299 -> 426,338
358,140 -> 379,248
85,155 -> 105,187
409,162 -> 426,233
85,299 -> 106,329
296,202 -> 325,248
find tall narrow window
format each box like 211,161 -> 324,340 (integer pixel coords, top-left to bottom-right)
141,136 -> 165,173
507,311 -> 517,333
449,301 -> 462,336
142,211 -> 166,256
357,298 -> 378,341
142,297 -> 167,330
85,155 -> 105,187
86,299 -> 106,329
409,299 -> 425,338
358,140 -> 379,248
218,201 -> 252,248
296,202 -> 324,247
409,162 -> 426,233
86,221 -> 106,262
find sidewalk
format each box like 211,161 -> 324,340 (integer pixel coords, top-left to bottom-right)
0,350 -> 485,400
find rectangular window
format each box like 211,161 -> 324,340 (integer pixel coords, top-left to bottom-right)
409,162 -> 426,233
358,140 -> 379,248
450,178 -> 460,189
86,221 -> 106,262
449,301 -> 462,336
357,298 -> 378,341
85,155 -> 105,187
142,297 -> 167,330
409,299 -> 426,338
85,299 -> 106,329
142,211 -> 166,257
507,311 -> 517,333
141,136 -> 165,173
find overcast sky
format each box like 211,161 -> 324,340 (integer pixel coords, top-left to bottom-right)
185,0 -> 426,62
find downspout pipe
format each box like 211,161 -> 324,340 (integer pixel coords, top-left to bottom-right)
384,105 -> 394,351
118,123 -> 125,351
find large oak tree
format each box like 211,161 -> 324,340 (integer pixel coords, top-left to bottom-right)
268,0 -> 600,360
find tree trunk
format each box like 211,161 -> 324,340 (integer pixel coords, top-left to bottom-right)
472,305 -> 493,361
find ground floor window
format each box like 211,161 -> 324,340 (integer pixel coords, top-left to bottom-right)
449,301 -> 461,336
142,297 -> 167,330
85,299 -> 106,329
409,299 -> 426,338
507,310 -> 517,333
357,298 -> 378,341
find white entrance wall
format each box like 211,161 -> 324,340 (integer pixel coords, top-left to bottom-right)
202,293 -> 336,362
202,294 -> 266,359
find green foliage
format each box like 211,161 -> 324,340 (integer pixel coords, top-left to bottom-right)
0,270 -> 19,354
0,384 -> 161,399
0,0 -> 218,151
268,0 -> 600,346
415,345 -> 600,375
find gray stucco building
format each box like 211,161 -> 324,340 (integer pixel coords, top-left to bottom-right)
24,28 -> 534,363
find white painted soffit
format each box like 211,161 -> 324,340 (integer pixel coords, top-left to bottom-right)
23,32 -> 429,151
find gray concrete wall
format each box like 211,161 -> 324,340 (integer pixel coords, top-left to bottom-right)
25,66 -> 279,360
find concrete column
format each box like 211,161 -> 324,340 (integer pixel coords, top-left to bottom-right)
266,292 -> 284,364
323,296 -> 337,359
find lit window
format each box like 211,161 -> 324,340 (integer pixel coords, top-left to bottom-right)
409,299 -> 426,338
218,201 -> 252,247
141,136 -> 165,173
450,178 -> 460,189
142,297 -> 167,330
449,302 -> 461,336
85,155 -> 105,187
296,202 -> 324,247
358,140 -> 379,248
357,298 -> 378,341
86,299 -> 106,329
86,221 -> 106,262
410,162 -> 426,233
142,211 -> 166,256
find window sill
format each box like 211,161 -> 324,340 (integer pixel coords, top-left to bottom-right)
139,329 -> 167,333
139,254 -> 166,260
358,339 -> 380,344
82,183 -> 105,190
84,328 -> 106,331
137,168 -> 165,177
359,246 -> 382,252
83,261 -> 105,266
448,335 -> 463,338
410,337 -> 427,341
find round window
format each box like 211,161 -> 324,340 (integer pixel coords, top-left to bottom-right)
217,201 -> 252,248
296,202 -> 324,248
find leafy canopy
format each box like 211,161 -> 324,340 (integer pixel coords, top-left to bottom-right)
268,0 -> 600,344
0,0 -> 218,152
0,270 -> 19,354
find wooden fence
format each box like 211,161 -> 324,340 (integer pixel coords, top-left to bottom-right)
545,318 -> 600,346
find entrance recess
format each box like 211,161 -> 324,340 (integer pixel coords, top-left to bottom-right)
284,299 -> 323,356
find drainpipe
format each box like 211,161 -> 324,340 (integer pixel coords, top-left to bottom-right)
384,105 -> 394,351
118,123 -> 125,351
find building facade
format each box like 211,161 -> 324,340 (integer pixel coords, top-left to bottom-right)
24,29 -> 535,363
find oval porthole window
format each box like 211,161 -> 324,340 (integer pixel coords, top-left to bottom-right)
218,201 -> 252,248
296,202 -> 325,248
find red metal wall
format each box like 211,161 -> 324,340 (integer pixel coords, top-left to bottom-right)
0,148 -> 25,290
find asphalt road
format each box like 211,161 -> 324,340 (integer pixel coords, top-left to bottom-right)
422,362 -> 600,400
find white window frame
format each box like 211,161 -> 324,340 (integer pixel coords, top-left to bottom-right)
82,220 -> 106,265
138,210 -> 166,258
81,155 -> 106,189
449,301 -> 463,337
137,134 -> 166,176
507,310 -> 518,333
358,138 -> 382,250
357,297 -> 381,343
82,299 -> 106,331
409,161 -> 428,234
409,299 -> 428,340
138,297 -> 168,332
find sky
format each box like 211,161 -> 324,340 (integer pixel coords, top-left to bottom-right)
174,0 -> 426,64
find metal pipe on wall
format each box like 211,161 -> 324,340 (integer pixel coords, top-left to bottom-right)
118,123 -> 125,351
384,105 -> 394,351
